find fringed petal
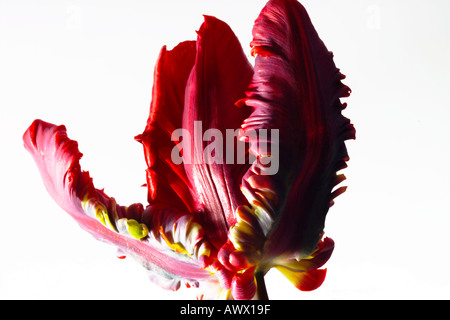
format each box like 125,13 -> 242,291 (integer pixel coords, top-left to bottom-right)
223,0 -> 355,273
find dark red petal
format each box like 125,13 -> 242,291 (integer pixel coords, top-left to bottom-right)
303,237 -> 335,270
182,16 -> 254,248
135,41 -> 197,213
229,0 -> 355,265
24,120 -> 213,286
275,236 -> 334,272
262,0 -> 355,258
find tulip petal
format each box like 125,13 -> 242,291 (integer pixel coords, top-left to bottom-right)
24,120 -> 215,290
277,237 -> 334,271
225,0 -> 355,274
182,16 -> 254,248
231,266 -> 257,300
276,267 -> 327,292
274,237 -> 333,291
135,41 -> 197,213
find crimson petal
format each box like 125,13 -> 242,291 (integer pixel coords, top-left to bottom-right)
182,16 -> 254,248
135,41 -> 197,213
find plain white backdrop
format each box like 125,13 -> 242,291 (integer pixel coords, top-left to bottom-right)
1,0 -> 449,299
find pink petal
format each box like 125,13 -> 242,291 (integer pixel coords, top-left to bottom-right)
231,266 -> 257,300
24,120 -> 214,288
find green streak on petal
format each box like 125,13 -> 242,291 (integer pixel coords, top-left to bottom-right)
96,207 -> 116,231
82,196 -> 148,240
126,219 -> 149,240
82,196 -> 117,232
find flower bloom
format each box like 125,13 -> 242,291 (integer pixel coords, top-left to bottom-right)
23,0 -> 355,300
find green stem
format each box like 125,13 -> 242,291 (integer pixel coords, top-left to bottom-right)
255,271 -> 269,300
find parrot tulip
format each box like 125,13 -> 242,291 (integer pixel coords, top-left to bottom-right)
23,0 -> 355,300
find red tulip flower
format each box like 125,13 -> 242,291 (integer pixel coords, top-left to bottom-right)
23,0 -> 355,300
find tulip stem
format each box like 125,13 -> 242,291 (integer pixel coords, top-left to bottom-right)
255,270 -> 269,300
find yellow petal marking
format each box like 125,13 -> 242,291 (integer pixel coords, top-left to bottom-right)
159,226 -> 190,255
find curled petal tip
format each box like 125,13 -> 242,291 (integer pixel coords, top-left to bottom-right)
231,267 -> 257,300
277,267 -> 328,292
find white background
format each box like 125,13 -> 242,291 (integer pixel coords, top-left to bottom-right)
1,0 -> 449,299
